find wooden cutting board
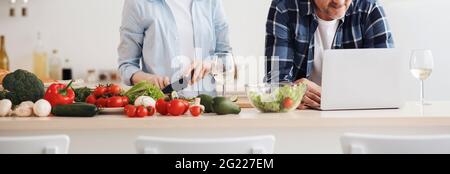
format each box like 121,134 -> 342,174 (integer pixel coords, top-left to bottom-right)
236,96 -> 254,108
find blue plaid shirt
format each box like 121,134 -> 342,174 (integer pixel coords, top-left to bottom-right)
265,0 -> 394,82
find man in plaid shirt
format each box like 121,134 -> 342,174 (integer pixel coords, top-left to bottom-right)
265,0 -> 394,109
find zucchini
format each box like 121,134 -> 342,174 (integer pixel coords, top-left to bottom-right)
52,103 -> 99,117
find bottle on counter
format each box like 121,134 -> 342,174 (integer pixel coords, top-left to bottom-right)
62,58 -> 73,80
49,49 -> 62,80
0,35 -> 10,71
33,32 -> 49,80
86,69 -> 97,84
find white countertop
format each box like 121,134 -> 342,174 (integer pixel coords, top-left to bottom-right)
1,101 -> 450,131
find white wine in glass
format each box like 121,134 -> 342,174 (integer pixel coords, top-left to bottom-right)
410,50 -> 434,105
410,68 -> 432,81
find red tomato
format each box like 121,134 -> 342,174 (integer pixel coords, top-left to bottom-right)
168,99 -> 186,116
121,96 -> 130,106
155,99 -> 168,115
124,105 -> 134,114
126,105 -> 137,118
107,96 -> 123,108
86,95 -> 97,105
108,84 -> 121,96
136,106 -> 148,118
282,98 -> 294,109
182,100 -> 190,114
190,106 -> 203,117
147,106 -> 156,116
96,97 -> 107,108
94,86 -> 107,97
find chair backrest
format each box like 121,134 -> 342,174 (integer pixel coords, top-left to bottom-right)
0,135 -> 70,154
135,135 -> 275,154
341,133 -> 450,154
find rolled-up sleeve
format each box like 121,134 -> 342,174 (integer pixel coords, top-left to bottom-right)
363,2 -> 395,48
118,0 -> 145,86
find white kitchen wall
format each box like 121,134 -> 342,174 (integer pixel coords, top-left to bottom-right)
0,0 -> 449,100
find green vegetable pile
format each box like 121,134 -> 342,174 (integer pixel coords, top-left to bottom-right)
248,83 -> 307,113
124,81 -> 165,103
73,87 -> 92,102
0,69 -> 45,105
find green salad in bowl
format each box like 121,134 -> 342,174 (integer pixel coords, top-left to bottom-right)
246,83 -> 307,113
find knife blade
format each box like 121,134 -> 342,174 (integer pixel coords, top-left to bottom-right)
161,70 -> 194,94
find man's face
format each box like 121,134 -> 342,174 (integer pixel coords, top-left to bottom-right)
314,0 -> 352,20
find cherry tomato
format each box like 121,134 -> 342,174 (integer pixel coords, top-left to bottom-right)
126,105 -> 137,118
107,96 -> 123,108
108,84 -> 121,96
155,99 -> 169,115
94,86 -> 107,97
190,106 -> 203,117
96,97 -> 107,108
147,106 -> 156,116
168,99 -> 186,116
86,95 -> 97,105
182,100 -> 190,114
283,98 -> 294,109
136,106 -> 148,118
121,96 -> 130,106
124,105 -> 134,114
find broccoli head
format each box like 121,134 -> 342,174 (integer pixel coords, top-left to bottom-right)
0,90 -> 6,100
2,69 -> 45,105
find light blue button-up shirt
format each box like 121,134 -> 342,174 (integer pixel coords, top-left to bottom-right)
118,0 -> 231,97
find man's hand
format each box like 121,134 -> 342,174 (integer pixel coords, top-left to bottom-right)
184,60 -> 213,85
295,78 -> 322,110
131,71 -> 170,89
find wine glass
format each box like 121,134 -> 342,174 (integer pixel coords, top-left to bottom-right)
211,52 -> 236,97
410,49 -> 434,105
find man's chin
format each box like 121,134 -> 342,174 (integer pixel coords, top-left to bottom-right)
326,12 -> 346,20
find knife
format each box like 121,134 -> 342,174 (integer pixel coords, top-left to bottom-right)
161,70 -> 194,94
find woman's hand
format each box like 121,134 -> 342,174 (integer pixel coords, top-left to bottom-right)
295,78 -> 322,110
184,60 -> 213,85
131,71 -> 170,89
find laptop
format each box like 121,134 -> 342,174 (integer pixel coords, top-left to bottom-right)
320,48 -> 407,111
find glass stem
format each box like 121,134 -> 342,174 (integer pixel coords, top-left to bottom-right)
420,80 -> 425,105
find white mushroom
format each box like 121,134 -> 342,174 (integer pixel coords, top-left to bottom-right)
0,99 -> 12,117
33,99 -> 52,117
19,101 -> 34,109
14,105 -> 34,117
134,96 -> 156,107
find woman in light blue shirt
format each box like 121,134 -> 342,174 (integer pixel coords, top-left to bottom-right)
118,0 -> 231,97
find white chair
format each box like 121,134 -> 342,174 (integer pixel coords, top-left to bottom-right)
135,135 -> 275,154
0,135 -> 70,154
341,133 -> 450,154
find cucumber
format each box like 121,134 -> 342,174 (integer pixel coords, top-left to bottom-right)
52,103 -> 99,117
